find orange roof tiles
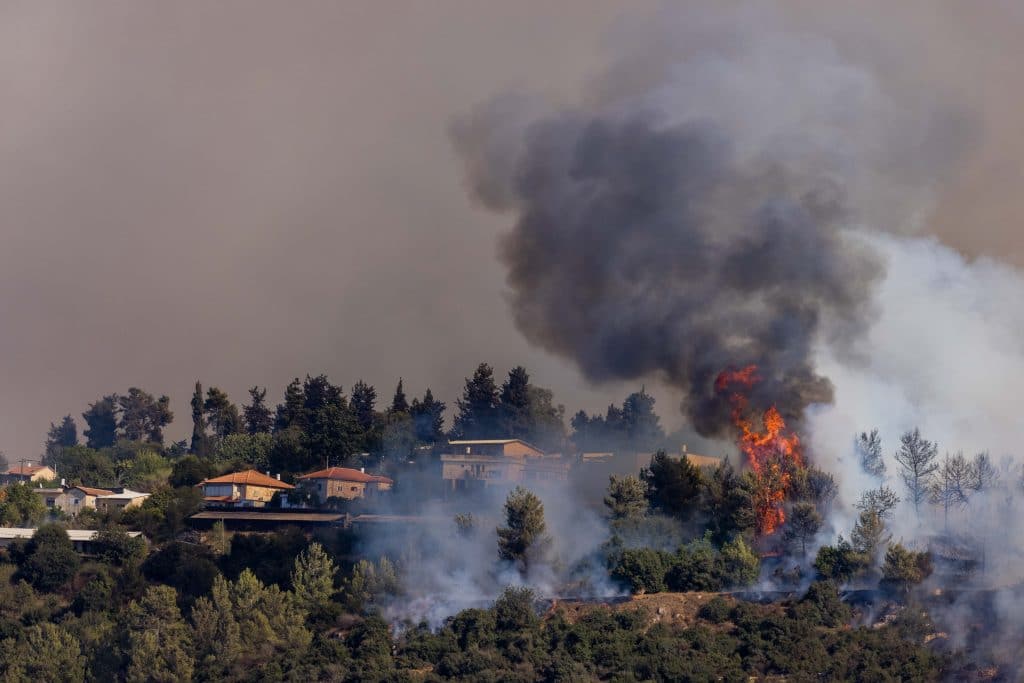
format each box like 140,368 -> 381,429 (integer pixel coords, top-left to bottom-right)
73,486 -> 114,497
201,470 -> 294,489
6,464 -> 50,476
298,467 -> 392,485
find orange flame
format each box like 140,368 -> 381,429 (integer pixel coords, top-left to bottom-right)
715,365 -> 802,535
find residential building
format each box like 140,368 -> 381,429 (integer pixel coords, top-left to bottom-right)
94,489 -> 150,513
441,439 -> 568,493
295,467 -> 393,503
1,464 -> 57,485
65,486 -> 115,514
199,470 -> 294,508
31,488 -> 66,512
30,485 -> 123,516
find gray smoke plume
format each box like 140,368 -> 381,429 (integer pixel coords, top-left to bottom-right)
452,5 -> 966,435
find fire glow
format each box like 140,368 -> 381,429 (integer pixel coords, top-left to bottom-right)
714,365 -> 803,535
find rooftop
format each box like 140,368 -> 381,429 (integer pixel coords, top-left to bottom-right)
200,470 -> 294,489
5,464 -> 51,476
449,439 -> 533,446
190,511 -> 342,523
0,528 -> 142,542
73,486 -> 115,497
298,467 -> 392,484
96,489 -> 150,501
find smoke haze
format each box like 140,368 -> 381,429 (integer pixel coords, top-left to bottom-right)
3,1 -> 1024,467
453,0 -> 1024,586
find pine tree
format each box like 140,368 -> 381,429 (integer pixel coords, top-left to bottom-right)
622,388 -> 663,450
190,576 -> 242,680
82,395 -> 119,449
302,375 -> 359,470
895,428 -> 939,519
452,363 -> 499,439
498,366 -> 532,437
642,450 -> 702,521
291,542 -> 337,613
604,474 -> 647,520
969,451 -> 998,493
350,381 -> 378,432
856,486 -> 901,519
275,378 -> 306,432
43,415 -> 78,467
243,386 -> 274,434
497,486 -> 550,571
118,388 -> 173,444
856,429 -> 885,478
929,451 -> 971,532
410,388 -> 446,444
204,387 -> 241,440
850,509 -> 889,560
2,623 -> 85,682
123,586 -> 194,683
784,502 -> 823,556
389,378 -> 409,414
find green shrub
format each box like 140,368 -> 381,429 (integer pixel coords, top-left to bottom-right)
698,596 -> 733,624
612,548 -> 672,593
881,543 -> 933,586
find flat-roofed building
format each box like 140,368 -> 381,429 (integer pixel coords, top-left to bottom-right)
95,489 -> 150,513
30,487 -> 65,511
0,527 -> 142,553
441,439 -> 568,492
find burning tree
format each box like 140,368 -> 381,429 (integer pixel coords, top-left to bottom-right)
714,365 -> 803,535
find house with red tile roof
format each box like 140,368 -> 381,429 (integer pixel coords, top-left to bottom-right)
63,486 -> 115,514
199,470 -> 294,508
1,464 -> 57,485
296,466 -> 393,502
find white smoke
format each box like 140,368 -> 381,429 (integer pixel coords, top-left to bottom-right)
366,480 -> 624,628
809,231 -> 1024,554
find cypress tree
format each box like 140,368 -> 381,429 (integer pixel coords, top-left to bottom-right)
190,382 -> 209,457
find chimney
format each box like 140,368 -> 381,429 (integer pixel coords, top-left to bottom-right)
61,478 -> 66,487
360,467 -> 365,473
276,473 -> 281,481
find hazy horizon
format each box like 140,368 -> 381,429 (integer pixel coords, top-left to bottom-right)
3,2 -> 1024,460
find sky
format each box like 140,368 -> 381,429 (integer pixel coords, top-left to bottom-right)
2,2 -> 1023,459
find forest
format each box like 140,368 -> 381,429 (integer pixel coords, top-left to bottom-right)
0,362 -> 1013,681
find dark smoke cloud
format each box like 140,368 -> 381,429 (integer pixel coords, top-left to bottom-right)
451,3 -> 977,435
455,108 -> 881,435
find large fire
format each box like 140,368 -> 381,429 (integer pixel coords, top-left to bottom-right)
714,365 -> 803,535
